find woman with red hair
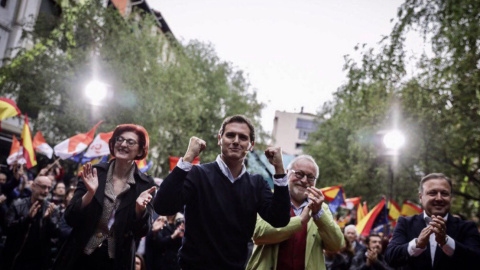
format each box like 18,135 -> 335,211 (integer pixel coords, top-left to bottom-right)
54,124 -> 156,270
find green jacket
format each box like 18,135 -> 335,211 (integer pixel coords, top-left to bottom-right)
247,203 -> 345,270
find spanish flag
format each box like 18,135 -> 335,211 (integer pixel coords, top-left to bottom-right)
401,200 -> 422,216
21,114 -> 37,169
0,98 -> 21,121
388,199 -> 401,221
356,198 -> 386,237
357,201 -> 368,224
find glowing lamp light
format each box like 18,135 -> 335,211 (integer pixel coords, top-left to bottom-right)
85,80 -> 108,105
382,130 -> 405,151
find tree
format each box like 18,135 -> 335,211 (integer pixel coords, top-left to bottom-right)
0,1 -> 264,177
305,0 -> 480,217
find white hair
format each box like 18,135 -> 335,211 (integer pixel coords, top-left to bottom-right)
344,224 -> 358,235
286,155 -> 320,178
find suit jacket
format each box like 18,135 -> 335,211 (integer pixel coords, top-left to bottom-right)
385,213 -> 480,270
349,251 -> 392,270
53,162 -> 155,270
246,203 -> 345,270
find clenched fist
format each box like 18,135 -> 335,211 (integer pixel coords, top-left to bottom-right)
183,136 -> 206,163
265,146 -> 285,174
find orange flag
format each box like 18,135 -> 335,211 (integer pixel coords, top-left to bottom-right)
169,156 -> 200,171
53,121 -> 103,159
7,135 -> 25,165
33,131 -> 54,159
21,114 -> 37,168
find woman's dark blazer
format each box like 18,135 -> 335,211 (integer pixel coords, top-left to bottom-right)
54,162 -> 155,270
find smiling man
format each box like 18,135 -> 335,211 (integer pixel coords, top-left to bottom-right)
3,176 -> 60,270
385,173 -> 480,269
154,115 -> 290,270
350,233 -> 392,270
246,155 -> 344,270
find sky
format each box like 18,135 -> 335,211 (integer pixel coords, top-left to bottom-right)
148,0 -> 407,133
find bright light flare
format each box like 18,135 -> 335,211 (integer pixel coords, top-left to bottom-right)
85,80 -> 108,105
383,130 -> 405,151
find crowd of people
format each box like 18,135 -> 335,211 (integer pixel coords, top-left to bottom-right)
0,115 -> 480,270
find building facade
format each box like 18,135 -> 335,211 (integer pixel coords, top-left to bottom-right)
271,110 -> 319,156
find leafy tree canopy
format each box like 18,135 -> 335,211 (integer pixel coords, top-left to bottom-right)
305,0 -> 480,217
0,1 -> 265,177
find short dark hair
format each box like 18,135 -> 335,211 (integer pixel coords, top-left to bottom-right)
218,115 -> 255,142
419,173 -> 453,194
109,124 -> 149,160
366,233 -> 381,245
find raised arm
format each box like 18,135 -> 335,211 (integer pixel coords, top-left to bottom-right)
154,137 -> 205,215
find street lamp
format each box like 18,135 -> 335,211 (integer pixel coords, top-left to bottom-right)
85,80 -> 109,106
382,130 -> 405,200
85,80 -> 110,125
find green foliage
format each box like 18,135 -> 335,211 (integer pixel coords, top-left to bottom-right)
305,0 -> 480,217
0,1 -> 264,177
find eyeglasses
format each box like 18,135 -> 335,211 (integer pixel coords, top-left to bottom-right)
36,183 -> 52,191
291,170 -> 316,184
115,136 -> 138,147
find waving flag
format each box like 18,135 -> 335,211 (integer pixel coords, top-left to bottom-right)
21,114 -> 37,168
320,185 -> 346,213
136,158 -> 153,173
357,201 -> 368,224
344,197 -> 361,209
7,135 -> 25,165
54,121 -> 102,159
0,98 -> 21,121
401,200 -> 422,216
84,131 -> 113,158
388,199 -> 401,221
169,156 -> 200,171
356,198 -> 386,237
77,155 -> 109,176
33,131 -> 54,159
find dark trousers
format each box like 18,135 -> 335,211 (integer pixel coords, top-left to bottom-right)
74,240 -> 114,270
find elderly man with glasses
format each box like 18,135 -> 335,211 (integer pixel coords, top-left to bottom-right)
2,175 -> 60,270
247,155 -> 345,270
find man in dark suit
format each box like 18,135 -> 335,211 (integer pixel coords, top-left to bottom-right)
385,173 -> 480,269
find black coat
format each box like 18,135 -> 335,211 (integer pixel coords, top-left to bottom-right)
385,213 -> 480,270
145,223 -> 182,270
2,197 -> 60,270
53,162 -> 155,270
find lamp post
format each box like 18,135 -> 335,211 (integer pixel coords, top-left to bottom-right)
85,80 -> 108,106
84,80 -> 110,124
382,130 -> 405,200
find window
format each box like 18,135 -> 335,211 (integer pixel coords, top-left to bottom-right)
299,130 -> 309,140
295,143 -> 304,149
296,118 -> 318,140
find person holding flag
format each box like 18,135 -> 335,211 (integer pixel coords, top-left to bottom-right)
54,124 -> 156,270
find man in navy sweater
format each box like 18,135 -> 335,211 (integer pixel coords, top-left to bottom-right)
154,115 -> 290,270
